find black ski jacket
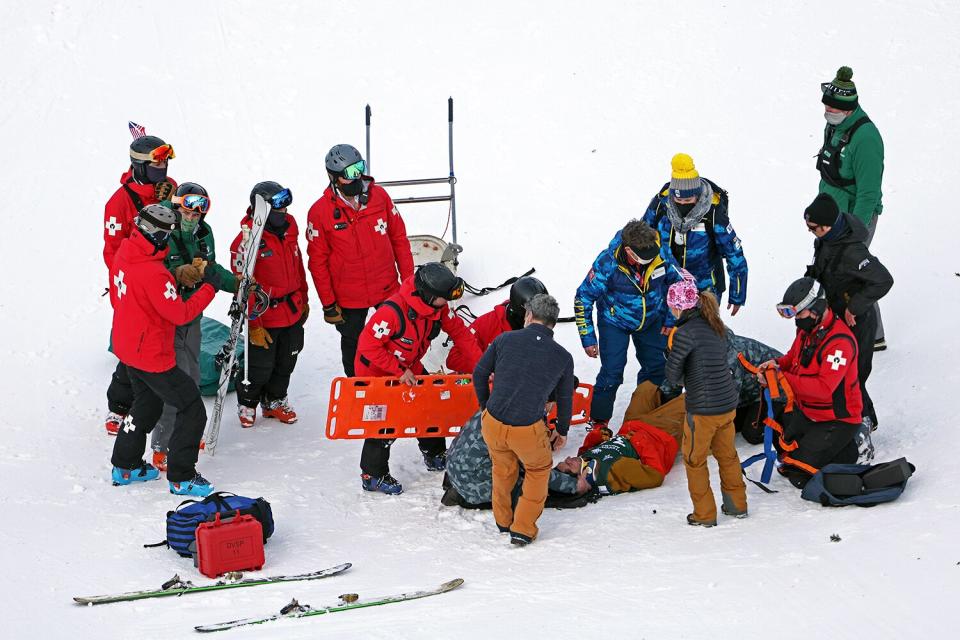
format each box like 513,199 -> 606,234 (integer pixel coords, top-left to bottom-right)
806,213 -> 893,317
665,310 -> 739,416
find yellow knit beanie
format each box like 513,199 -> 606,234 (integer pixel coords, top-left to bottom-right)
669,153 -> 702,198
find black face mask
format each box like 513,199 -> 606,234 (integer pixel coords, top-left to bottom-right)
338,179 -> 363,197
145,164 -> 167,184
267,209 -> 287,228
675,202 -> 697,217
795,316 -> 818,332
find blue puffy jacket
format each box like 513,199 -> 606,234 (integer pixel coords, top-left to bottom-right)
642,179 -> 748,306
575,231 -> 684,348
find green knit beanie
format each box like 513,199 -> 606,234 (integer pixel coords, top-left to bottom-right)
821,66 -> 858,110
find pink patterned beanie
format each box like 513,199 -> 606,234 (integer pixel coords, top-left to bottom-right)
667,269 -> 699,311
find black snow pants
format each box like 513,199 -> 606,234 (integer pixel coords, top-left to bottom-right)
110,365 -> 206,483
107,360 -> 134,415
237,321 -> 304,408
335,307 -> 369,377
360,437 -> 447,478
849,307 -> 878,427
779,410 -> 859,488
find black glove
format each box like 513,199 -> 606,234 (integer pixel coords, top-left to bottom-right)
202,265 -> 224,291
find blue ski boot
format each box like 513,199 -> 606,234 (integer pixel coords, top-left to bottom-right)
361,473 -> 403,495
422,452 -> 447,472
169,473 -> 214,497
112,462 -> 160,486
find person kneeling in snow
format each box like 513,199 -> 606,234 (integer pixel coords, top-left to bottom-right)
443,410 -> 583,510
556,420 -> 679,496
760,277 -> 864,488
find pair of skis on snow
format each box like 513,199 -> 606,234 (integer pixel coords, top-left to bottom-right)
73,562 -> 464,633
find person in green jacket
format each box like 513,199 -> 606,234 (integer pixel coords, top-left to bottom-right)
149,182 -> 239,470
817,66 -> 887,351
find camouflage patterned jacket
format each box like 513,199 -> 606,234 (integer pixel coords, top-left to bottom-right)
446,412 -> 577,505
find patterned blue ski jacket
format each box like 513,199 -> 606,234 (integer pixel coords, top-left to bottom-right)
575,230 -> 684,349
641,179 -> 748,306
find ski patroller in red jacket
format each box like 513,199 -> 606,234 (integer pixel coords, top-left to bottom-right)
109,228 -> 215,372
577,419 -> 679,478
305,181 -> 415,309
103,169 -> 177,270
355,277 -> 482,377
776,308 -> 863,424
229,211 -> 308,330
445,301 -> 514,374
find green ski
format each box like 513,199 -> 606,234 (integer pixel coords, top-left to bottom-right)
73,563 -> 352,606
194,578 -> 465,633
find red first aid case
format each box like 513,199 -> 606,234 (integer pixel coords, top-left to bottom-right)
194,510 -> 264,578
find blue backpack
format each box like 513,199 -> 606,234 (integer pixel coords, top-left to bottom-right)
801,458 -> 915,507
160,492 -> 275,557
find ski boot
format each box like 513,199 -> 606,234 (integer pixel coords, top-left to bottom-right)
873,338 -> 887,352
686,514 -> 717,528
238,405 -> 257,429
262,396 -> 297,424
855,422 -> 876,464
422,451 -> 447,472
104,411 -> 125,436
169,473 -> 214,497
112,462 -> 160,486
152,450 -> 167,472
361,473 -> 403,495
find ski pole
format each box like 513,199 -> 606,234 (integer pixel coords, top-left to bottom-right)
447,97 -> 458,248
365,104 -> 372,172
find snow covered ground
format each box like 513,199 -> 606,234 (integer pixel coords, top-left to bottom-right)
2,0 -> 959,637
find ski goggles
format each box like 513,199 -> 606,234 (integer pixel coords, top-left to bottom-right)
172,193 -> 210,214
130,143 -> 176,164
776,287 -> 819,319
268,188 -> 293,210
447,279 -> 465,301
342,160 -> 365,181
626,243 -> 660,261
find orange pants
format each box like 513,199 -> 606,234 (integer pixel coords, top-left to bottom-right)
480,411 -> 553,539
682,411 -> 747,522
624,381 -> 686,447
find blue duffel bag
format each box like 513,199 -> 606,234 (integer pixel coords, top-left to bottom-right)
801,458 -> 915,507
160,492 -> 274,557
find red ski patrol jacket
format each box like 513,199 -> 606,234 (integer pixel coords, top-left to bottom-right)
445,301 -> 514,374
103,169 -> 176,271
109,228 -> 215,372
777,309 -> 863,424
355,277 -> 481,377
230,211 -> 308,330
305,180 -> 415,310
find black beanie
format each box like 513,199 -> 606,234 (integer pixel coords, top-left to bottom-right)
804,193 -> 841,227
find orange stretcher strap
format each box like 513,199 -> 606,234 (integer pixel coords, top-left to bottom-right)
737,352 -> 795,411
326,375 -> 594,440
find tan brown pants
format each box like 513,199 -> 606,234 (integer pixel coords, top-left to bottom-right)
682,410 -> 747,523
624,381 -> 686,447
481,411 -> 553,539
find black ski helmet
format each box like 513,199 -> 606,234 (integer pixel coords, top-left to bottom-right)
175,182 -> 208,198
414,262 -> 464,305
325,144 -> 364,179
129,135 -> 169,184
135,204 -> 178,251
780,277 -> 826,317
506,276 -> 548,329
249,181 -> 291,210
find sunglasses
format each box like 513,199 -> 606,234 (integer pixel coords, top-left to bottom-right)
806,223 -> 821,232
172,193 -> 210,214
269,188 -> 293,209
342,160 -> 365,181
